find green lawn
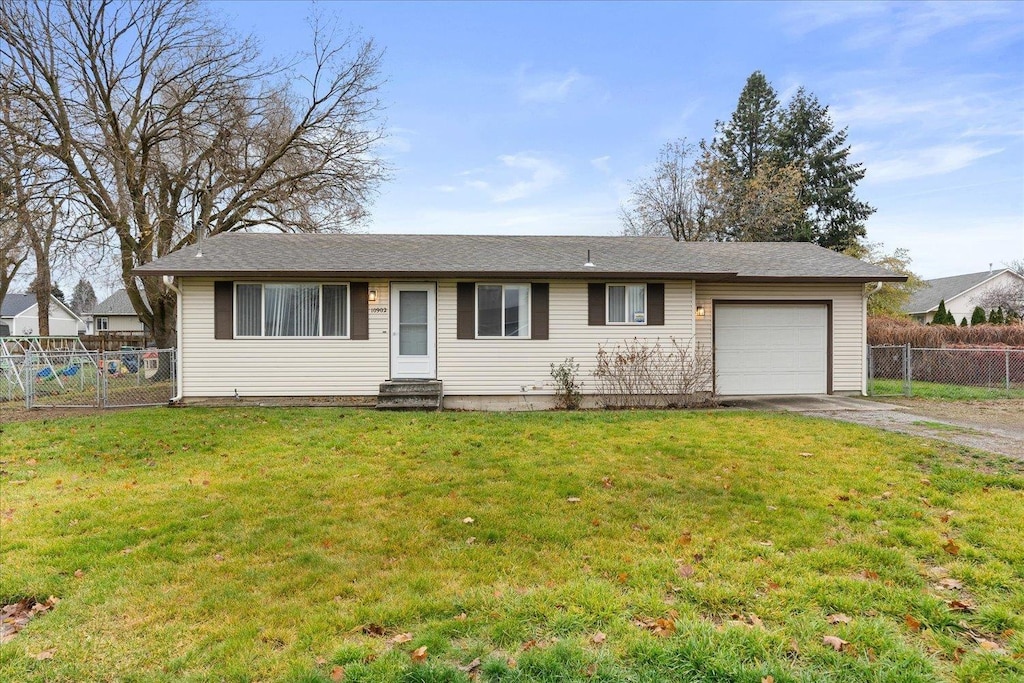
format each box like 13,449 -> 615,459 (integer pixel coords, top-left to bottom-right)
869,378 -> 1024,400
1,408 -> 1022,682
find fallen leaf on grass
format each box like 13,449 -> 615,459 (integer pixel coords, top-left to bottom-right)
827,613 -> 851,625
591,632 -> 606,644
977,639 -> 1003,653
634,616 -> 675,637
462,517 -> 474,524
861,569 -> 879,580
601,476 -> 613,488
331,665 -> 345,681
410,645 -> 428,663
677,564 -> 694,579
466,536 -> 476,545
458,657 -> 482,673
33,650 -> 54,660
567,496 -> 581,503
585,662 -> 599,676
214,553 -> 224,562
823,635 -> 849,652
942,539 -> 960,556
315,656 -> 327,665
948,599 -> 975,612
905,614 -> 922,632
360,623 -> 386,636
800,452 -> 813,458
389,632 -> 413,644
677,531 -> 692,546
454,612 -> 467,621
762,677 -> 775,683
522,639 -> 538,651
73,569 -> 84,578
937,577 -> 963,590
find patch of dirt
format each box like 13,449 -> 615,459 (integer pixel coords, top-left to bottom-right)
1,404 -> 118,423
880,398 -> 1024,437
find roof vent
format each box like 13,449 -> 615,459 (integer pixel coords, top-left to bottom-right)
583,249 -> 595,268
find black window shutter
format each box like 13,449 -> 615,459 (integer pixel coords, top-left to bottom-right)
457,282 -> 475,339
587,283 -> 605,326
531,283 -> 549,340
350,282 -> 369,340
214,281 -> 233,340
647,283 -> 665,326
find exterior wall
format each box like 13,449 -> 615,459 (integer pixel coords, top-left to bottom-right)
437,280 -> 695,396
96,314 -> 146,333
179,277 -> 390,397
947,271 -> 1022,325
178,277 -> 867,399
694,282 -> 866,394
9,304 -> 81,336
178,277 -> 696,398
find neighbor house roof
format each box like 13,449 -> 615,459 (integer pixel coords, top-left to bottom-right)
90,289 -> 149,317
134,234 -> 906,283
1,293 -> 37,317
905,269 -> 1018,314
1,292 -> 83,321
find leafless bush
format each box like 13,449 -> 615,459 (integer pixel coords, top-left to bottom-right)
593,337 -> 715,409
868,316 -> 1024,348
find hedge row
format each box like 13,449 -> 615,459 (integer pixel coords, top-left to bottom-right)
868,316 -> 1024,348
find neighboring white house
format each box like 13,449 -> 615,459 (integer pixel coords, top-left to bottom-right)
135,234 -> 905,407
0,292 -> 84,336
905,268 -> 1024,325
86,289 -> 148,335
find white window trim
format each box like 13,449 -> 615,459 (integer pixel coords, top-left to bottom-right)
96,316 -> 109,332
606,283 -> 648,325
233,282 -> 352,339
474,283 -> 532,339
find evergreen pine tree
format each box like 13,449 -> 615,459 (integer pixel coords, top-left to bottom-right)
712,72 -> 780,180
960,317 -> 968,327
970,306 -> 987,326
934,299 -> 950,325
775,88 -> 874,251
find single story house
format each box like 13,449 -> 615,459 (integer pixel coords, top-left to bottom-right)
87,289 -> 148,335
0,292 -> 84,337
905,268 -> 1024,325
135,234 -> 904,408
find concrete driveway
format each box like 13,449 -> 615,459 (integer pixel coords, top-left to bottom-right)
721,395 -> 1024,460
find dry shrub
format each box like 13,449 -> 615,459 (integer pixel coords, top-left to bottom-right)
593,337 -> 715,409
868,316 -> 1024,348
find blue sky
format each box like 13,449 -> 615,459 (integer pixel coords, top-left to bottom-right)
220,1 -> 1023,279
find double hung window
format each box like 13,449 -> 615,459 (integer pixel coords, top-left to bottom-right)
607,284 -> 646,324
476,284 -> 530,338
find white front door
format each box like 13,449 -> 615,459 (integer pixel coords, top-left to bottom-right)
390,282 -> 437,379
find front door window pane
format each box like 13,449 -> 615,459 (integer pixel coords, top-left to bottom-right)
399,290 -> 428,355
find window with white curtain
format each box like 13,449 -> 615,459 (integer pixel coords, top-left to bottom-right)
476,284 -> 530,338
235,283 -> 349,337
607,284 -> 646,324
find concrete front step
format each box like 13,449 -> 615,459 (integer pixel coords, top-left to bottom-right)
376,379 -> 443,410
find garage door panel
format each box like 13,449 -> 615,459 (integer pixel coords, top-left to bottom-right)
715,304 -> 828,395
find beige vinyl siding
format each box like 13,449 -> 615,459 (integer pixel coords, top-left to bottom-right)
694,282 -> 866,394
102,314 -> 145,333
179,277 -> 389,397
437,280 -> 695,395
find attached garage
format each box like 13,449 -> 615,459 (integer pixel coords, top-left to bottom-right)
714,302 -> 830,395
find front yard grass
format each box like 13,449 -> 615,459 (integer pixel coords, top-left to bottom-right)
869,378 -> 1024,400
1,408 -> 1022,682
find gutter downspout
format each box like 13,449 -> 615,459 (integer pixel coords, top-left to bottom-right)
163,275 -> 183,403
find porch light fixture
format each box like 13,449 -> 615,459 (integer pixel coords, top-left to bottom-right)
696,305 -> 705,319
368,288 -> 378,303
583,249 -> 596,268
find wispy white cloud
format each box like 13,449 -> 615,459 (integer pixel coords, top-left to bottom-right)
865,143 -> 1002,183
590,155 -> 612,175
516,67 -> 585,104
382,126 -> 416,154
460,152 -> 566,202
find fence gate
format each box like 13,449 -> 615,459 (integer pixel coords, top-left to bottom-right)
867,344 -> 909,396
21,348 -> 176,409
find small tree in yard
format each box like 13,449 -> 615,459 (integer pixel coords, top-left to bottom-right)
971,306 -> 987,326
989,307 -> 1005,325
933,300 -> 951,325
959,317 -> 967,327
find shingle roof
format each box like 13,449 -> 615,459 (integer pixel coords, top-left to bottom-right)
905,269 -> 1014,314
134,234 -> 905,282
0,293 -> 36,317
90,289 -> 149,316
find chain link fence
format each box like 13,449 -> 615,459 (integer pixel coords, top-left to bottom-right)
868,344 -> 1024,399
8,349 -> 176,409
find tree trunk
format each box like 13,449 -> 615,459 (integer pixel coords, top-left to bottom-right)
32,260 -> 51,336
148,288 -> 176,381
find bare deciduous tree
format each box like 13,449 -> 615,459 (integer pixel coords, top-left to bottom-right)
972,263 -> 1024,319
621,140 -> 715,242
0,0 -> 388,348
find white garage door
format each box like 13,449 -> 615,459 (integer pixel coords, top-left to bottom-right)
715,303 -> 828,395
